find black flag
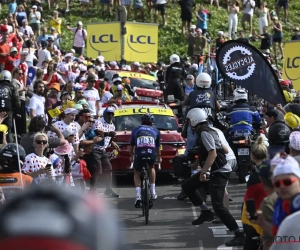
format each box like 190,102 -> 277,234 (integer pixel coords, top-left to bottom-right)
216,40 -> 286,105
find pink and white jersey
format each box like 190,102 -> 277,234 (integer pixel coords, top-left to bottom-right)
93,117 -> 115,150
47,121 -> 80,145
22,153 -> 55,185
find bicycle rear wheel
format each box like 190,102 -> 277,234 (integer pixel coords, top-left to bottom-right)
144,179 -> 150,225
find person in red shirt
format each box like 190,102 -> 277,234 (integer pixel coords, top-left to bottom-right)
4,47 -> 18,72
18,51 -> 29,86
0,32 -> 10,71
11,36 -> 23,60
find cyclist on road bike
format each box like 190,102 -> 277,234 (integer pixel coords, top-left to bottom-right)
129,113 -> 161,208
225,88 -> 262,134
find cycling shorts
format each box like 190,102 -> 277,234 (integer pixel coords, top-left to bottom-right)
133,155 -> 156,172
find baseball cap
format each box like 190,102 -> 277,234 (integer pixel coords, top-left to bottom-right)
190,25 -> 196,29
186,74 -> 194,80
64,108 -> 78,115
47,36 -> 54,41
62,129 -> 75,138
97,55 -> 104,63
271,154 -> 300,178
104,107 -> 115,114
117,84 -> 123,91
110,61 -> 117,66
218,31 -> 224,35
32,5 -> 37,9
294,27 -> 300,31
77,99 -> 89,107
0,25 -> 8,33
258,160 -> 272,180
196,28 -> 202,33
10,47 -> 18,53
113,77 -> 122,84
20,51 -> 28,56
133,62 -> 140,67
64,53 -> 72,58
289,131 -> 300,150
41,41 -> 47,48
12,36 -> 18,43
50,82 -> 60,92
77,21 -> 83,26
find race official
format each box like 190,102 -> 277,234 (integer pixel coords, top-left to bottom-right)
182,108 -> 245,247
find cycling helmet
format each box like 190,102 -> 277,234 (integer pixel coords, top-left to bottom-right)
0,70 -> 11,83
186,108 -> 207,127
170,54 -> 180,64
141,113 -> 155,124
0,143 -> 26,172
196,73 -> 211,88
0,186 -> 124,250
233,88 -> 248,102
268,121 -> 291,145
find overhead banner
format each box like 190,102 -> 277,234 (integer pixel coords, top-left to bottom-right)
282,41 -> 300,90
124,22 -> 158,63
216,40 -> 286,105
86,22 -> 121,61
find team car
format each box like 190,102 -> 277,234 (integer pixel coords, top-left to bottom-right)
106,101 -> 186,174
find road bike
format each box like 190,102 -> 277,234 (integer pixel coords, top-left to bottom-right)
130,157 -> 161,225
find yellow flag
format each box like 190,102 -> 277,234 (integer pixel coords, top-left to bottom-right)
48,107 -> 61,118
62,100 -> 76,110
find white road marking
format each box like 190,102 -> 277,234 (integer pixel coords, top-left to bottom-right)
192,205 -> 199,228
198,240 -> 204,250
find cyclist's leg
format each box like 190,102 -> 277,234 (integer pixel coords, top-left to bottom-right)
133,157 -> 143,207
148,158 -> 157,199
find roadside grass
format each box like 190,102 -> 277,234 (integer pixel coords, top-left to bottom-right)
1,0 -> 299,65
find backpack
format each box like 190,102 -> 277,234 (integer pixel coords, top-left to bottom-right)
0,85 -> 13,111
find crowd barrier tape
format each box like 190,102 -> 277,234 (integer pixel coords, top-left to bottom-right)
86,22 -> 121,61
282,41 -> 300,90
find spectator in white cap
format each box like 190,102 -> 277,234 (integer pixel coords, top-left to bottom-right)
29,5 -> 41,36
289,131 -> 300,163
47,108 -> 80,154
66,21 -> 87,56
109,61 -> 119,69
216,30 -> 226,48
20,19 -> 34,39
132,61 -> 146,73
193,28 -> 207,57
227,0 -> 239,40
270,154 -> 300,237
57,53 -> 73,82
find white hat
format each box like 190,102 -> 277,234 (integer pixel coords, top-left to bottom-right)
97,56 -> 104,63
71,49 -> 75,54
64,53 -> 72,58
110,61 -> 117,66
133,62 -> 140,67
79,65 -> 87,72
64,108 -> 79,115
77,21 -> 83,26
290,131 -> 300,150
117,84 -> 123,91
32,5 -> 37,9
22,19 -> 27,23
20,51 -> 28,55
190,25 -> 196,29
271,155 -> 300,178
218,31 -> 224,35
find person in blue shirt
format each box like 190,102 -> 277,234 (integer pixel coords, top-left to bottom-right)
185,74 -> 195,97
225,88 -> 262,134
196,5 -> 208,35
9,0 -> 17,16
129,113 -> 161,208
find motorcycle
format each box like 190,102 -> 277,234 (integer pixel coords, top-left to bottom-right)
231,129 -> 257,183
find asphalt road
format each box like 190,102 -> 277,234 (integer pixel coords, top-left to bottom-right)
99,173 -> 247,250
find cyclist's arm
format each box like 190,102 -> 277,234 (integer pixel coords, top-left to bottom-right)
215,100 -> 221,111
129,130 -> 136,158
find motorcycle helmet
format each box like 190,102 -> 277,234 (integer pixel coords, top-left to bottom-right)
0,143 -> 26,172
233,88 -> 248,102
0,186 -> 124,250
186,108 -> 207,127
196,73 -> 211,88
268,121 -> 290,145
141,113 -> 155,125
0,70 -> 12,83
169,54 -> 180,64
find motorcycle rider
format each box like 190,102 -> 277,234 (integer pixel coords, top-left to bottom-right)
182,108 -> 245,246
0,70 -> 20,143
225,88 -> 262,135
165,54 -> 185,102
0,143 -> 33,202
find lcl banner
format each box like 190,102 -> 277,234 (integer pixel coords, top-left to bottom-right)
282,41 -> 300,90
123,22 -> 158,63
86,22 -> 121,61
216,40 -> 286,105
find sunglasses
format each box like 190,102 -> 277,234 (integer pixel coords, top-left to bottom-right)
18,72 -> 23,75
187,79 -> 193,80
84,115 -> 91,119
89,120 -> 95,123
273,177 -> 298,188
35,140 -> 47,145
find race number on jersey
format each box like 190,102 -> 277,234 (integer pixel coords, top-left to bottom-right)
137,136 -> 155,148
